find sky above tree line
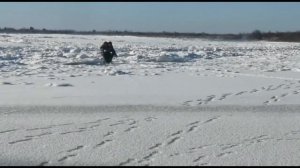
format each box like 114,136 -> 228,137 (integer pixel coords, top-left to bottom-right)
0,2 -> 300,34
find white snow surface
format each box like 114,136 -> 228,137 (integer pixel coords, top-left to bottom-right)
1,33 -> 300,166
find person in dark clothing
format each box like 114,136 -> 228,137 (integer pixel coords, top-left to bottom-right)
100,41 -> 117,63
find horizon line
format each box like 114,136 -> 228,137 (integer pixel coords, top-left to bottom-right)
1,26 -> 300,35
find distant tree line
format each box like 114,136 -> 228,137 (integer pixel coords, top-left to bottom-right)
0,27 -> 300,42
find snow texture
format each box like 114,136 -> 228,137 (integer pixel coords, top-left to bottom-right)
1,33 -> 300,165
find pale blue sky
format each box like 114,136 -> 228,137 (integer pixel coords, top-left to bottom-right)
0,2 -> 300,33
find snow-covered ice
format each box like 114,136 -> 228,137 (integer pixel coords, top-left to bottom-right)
1,33 -> 300,165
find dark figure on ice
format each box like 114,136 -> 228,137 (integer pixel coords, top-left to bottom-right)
100,41 -> 117,64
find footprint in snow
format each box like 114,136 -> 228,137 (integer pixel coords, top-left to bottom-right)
45,83 -> 74,87
1,82 -> 14,85
56,83 -> 74,87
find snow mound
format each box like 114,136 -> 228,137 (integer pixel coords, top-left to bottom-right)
156,53 -> 185,62
64,58 -> 103,65
0,54 -> 20,61
1,33 -> 300,78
